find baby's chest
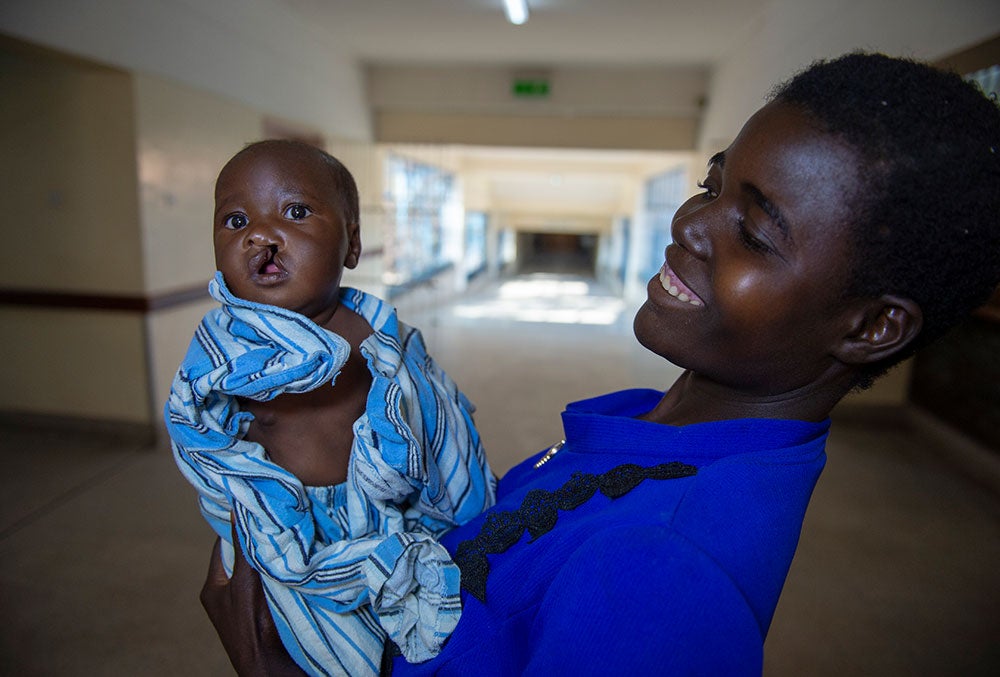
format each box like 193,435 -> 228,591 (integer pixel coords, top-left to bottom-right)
240,389 -> 346,434
238,387 -> 364,485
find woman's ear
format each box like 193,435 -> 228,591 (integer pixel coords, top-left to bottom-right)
833,295 -> 923,366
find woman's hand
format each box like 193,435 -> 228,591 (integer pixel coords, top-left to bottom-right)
200,526 -> 305,676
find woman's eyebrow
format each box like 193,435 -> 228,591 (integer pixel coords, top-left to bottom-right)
707,150 -> 790,242
743,182 -> 791,242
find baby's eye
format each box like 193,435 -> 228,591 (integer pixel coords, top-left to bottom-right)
285,204 -> 311,220
224,213 -> 248,229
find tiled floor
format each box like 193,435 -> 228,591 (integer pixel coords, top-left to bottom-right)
1,274 -> 998,675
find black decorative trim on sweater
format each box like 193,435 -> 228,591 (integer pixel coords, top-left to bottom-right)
454,462 -> 699,602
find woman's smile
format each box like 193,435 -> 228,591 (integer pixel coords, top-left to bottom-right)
657,261 -> 703,307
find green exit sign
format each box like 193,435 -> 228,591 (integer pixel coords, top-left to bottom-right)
513,79 -> 550,98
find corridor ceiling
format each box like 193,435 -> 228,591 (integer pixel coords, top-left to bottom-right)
270,1 -> 757,224
276,0 -> 772,67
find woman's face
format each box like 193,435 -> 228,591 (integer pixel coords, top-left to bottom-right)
633,101 -> 865,396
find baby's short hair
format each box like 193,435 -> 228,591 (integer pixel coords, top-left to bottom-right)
229,139 -> 360,228
771,52 -> 1000,386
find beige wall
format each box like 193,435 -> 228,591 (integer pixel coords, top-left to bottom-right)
0,308 -> 150,423
135,74 -> 261,295
0,0 -> 371,141
0,44 -> 152,423
375,111 -> 698,151
367,64 -> 707,118
0,46 -> 141,294
698,0 -> 1000,154
369,63 -> 705,150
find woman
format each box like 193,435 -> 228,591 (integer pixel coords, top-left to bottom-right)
201,52 -> 1000,676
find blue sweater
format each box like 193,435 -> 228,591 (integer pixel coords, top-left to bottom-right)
393,388 -> 828,675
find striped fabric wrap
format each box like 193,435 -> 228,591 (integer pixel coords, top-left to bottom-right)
166,272 -> 496,676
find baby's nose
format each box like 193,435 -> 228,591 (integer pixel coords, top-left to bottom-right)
245,222 -> 280,247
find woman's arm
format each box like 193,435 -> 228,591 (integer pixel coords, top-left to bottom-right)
200,533 -> 305,676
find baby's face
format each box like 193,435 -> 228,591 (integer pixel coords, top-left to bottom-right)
213,144 -> 359,327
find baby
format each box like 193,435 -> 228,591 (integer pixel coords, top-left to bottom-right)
165,140 -> 496,676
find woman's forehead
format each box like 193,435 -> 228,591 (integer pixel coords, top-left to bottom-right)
722,102 -> 862,237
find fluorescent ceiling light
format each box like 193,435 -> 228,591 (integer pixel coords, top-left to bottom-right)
504,0 -> 529,25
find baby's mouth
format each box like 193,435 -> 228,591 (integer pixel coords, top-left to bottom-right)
250,247 -> 284,277
659,264 -> 703,306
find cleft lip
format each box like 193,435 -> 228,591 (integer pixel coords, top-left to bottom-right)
247,246 -> 286,280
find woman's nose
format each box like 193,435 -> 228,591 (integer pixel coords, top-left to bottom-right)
670,199 -> 713,260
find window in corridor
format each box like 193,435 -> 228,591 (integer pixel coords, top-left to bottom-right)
642,167 -> 687,281
383,154 -> 455,290
465,211 -> 488,280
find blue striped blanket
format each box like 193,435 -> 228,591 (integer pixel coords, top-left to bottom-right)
166,273 -> 495,675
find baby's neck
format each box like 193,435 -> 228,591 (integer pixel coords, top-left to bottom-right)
317,297 -> 372,344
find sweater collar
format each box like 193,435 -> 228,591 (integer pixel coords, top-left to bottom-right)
562,389 -> 830,463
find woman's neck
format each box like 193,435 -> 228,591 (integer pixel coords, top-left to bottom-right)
640,370 -> 852,425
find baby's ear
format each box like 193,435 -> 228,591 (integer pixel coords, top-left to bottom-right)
832,295 -> 923,366
344,223 -> 362,269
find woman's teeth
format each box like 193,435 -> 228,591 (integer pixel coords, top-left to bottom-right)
659,266 -> 702,306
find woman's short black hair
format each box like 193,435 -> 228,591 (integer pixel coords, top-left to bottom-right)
771,52 -> 1000,387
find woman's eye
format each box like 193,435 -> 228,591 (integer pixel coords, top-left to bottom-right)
696,181 -> 718,199
224,214 -> 248,229
285,204 -> 311,219
737,217 -> 773,255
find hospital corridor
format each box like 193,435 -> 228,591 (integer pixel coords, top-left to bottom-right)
2,1 -> 999,675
